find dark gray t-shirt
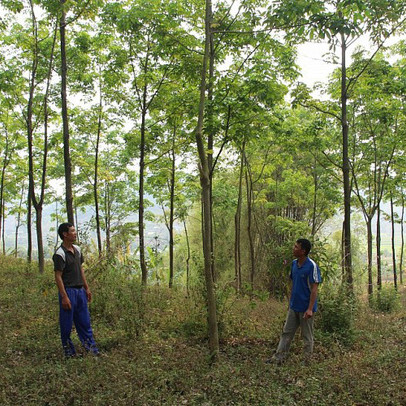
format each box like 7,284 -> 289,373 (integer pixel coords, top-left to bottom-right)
53,244 -> 84,288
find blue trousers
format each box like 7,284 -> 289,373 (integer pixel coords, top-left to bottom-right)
59,287 -> 98,356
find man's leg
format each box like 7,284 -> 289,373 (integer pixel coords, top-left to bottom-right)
59,288 -> 76,357
273,309 -> 300,362
299,313 -> 314,356
73,288 -> 99,354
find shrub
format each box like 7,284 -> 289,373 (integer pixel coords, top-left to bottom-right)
317,285 -> 357,344
369,285 -> 400,313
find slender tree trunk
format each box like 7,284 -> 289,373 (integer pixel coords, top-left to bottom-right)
28,10 -> 55,273
15,184 -> 24,257
94,80 -> 103,256
390,194 -> 397,289
168,128 -> 176,288
184,219 -> 191,297
2,205 -> 5,254
207,26 -> 216,283
139,104 -> 148,285
35,209 -> 44,272
341,221 -> 345,280
340,30 -> 353,291
245,155 -> 255,290
0,131 -> 9,249
367,217 -> 373,295
400,193 -> 404,285
27,187 -> 32,262
195,0 -> 219,362
104,182 -> 111,254
60,0 -> 74,224
377,202 -> 382,290
234,143 -> 244,293
311,156 -> 318,236
53,200 -> 60,252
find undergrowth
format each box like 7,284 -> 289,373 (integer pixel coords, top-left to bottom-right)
0,256 -> 405,405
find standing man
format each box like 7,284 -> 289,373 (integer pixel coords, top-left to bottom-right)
269,238 -> 321,364
53,222 -> 99,357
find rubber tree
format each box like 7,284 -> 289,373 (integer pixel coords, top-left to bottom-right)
273,0 -> 406,292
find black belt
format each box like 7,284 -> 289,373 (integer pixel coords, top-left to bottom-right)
67,285 -> 83,289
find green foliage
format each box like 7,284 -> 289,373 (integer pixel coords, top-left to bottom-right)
1,257 -> 406,405
90,258 -> 146,339
317,285 -> 357,345
369,285 -> 400,313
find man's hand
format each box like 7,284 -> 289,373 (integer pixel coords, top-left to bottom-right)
86,288 -> 92,303
61,295 -> 71,310
303,309 -> 313,320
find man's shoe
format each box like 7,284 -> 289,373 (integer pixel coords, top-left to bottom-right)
265,356 -> 284,366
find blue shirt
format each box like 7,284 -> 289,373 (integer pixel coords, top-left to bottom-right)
289,257 -> 322,312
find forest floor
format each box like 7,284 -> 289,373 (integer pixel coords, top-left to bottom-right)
0,256 -> 405,406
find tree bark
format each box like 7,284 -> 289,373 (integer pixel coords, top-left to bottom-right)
245,154 -> 255,291
60,0 -> 74,224
367,217 -> 373,295
184,219 -> 191,297
390,193 -> 397,289
94,78 -> 103,256
15,184 -> 25,257
234,143 -> 244,293
0,128 -> 9,251
195,0 -> 219,362
340,30 -> 353,290
400,193 -> 404,285
139,101 -> 148,285
168,128 -> 176,288
27,188 -> 32,263
377,202 -> 382,290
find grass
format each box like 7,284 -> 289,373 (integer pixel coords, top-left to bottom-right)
1,255 -> 405,405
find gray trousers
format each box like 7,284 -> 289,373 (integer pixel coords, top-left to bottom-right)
275,308 -> 314,360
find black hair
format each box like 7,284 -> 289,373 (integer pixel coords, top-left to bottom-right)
58,222 -> 74,240
296,238 -> 312,256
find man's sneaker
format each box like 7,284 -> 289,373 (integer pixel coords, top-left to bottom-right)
265,356 -> 284,366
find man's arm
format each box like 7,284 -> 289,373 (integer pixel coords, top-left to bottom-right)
55,271 -> 71,310
303,283 -> 318,319
81,267 -> 92,302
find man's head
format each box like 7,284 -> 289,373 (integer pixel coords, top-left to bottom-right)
293,238 -> 312,257
58,222 -> 76,241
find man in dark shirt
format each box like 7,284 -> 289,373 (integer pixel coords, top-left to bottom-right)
53,222 -> 99,357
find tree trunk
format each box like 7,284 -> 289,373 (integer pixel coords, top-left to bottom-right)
377,202 -> 382,290
15,184 -> 25,257
27,188 -> 32,263
139,104 -> 148,285
27,7 -> 55,273
195,0 -> 219,362
168,128 -> 176,288
0,130 -> 9,251
94,81 -> 103,256
390,193 -> 397,289
245,155 -> 255,291
2,204 -> 5,254
367,217 -> 373,295
60,0 -> 74,224
234,143 -> 244,293
207,26 -> 216,283
311,155 -> 318,236
104,182 -> 111,254
340,30 -> 353,291
184,219 -> 191,297
400,193 -> 404,285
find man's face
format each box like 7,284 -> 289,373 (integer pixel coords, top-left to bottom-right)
293,242 -> 305,258
63,226 -> 77,242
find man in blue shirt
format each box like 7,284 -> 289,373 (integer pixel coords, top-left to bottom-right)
269,238 -> 322,364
